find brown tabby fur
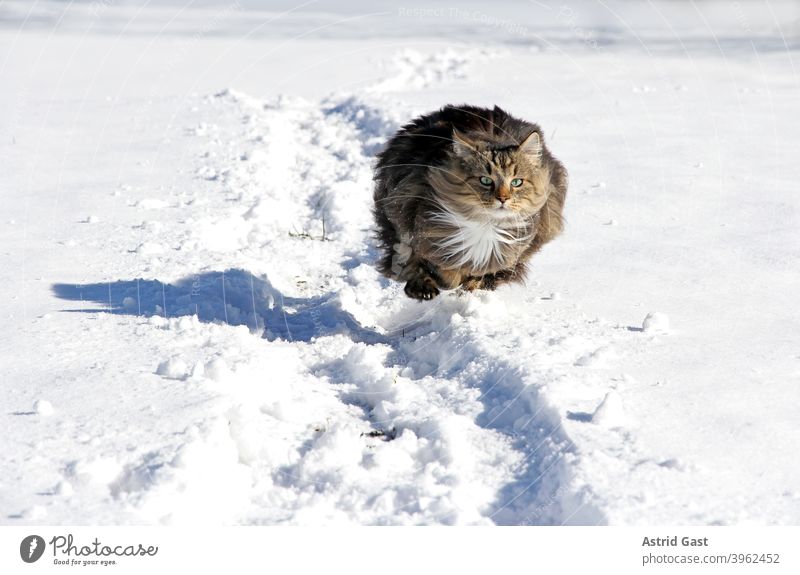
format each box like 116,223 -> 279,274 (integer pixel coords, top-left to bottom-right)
373,104 -> 567,300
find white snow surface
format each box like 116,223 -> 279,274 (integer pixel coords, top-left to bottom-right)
1,0 -> 799,526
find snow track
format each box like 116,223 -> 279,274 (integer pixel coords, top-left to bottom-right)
34,85 -> 674,525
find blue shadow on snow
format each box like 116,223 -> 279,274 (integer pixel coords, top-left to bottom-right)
51,268 -> 385,344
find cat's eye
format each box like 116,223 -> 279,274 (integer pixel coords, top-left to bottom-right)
510,178 -> 524,188
479,176 -> 494,186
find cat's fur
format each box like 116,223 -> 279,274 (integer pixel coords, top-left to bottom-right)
373,104 -> 567,300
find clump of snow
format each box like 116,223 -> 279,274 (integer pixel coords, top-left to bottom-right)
66,457 -> 122,485
591,391 -> 630,428
84,214 -> 100,223
55,480 -> 74,497
575,345 -> 615,367
148,315 -> 168,328
34,399 -> 54,416
189,361 -> 205,380
136,242 -> 165,255
642,312 -> 670,334
197,166 -> 218,180
173,315 -> 199,332
204,358 -> 232,382
156,357 -> 189,380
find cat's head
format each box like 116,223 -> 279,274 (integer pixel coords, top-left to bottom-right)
430,128 -> 549,220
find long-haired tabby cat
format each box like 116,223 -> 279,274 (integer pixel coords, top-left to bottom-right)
373,104 -> 567,300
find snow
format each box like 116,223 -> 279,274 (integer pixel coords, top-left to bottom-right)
591,391 -> 631,429
54,481 -> 74,498
642,312 -> 670,335
135,242 -> 166,255
136,199 -> 171,210
1,0 -> 799,526
34,400 -> 55,417
155,358 -> 190,381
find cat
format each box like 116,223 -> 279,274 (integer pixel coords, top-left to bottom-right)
373,104 -> 567,300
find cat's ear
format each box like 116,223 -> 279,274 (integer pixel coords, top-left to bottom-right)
519,131 -> 543,161
451,129 -> 478,159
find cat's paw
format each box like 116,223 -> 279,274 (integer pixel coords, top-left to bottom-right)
461,275 -> 497,291
461,270 -> 513,292
460,276 -> 484,291
404,276 -> 440,300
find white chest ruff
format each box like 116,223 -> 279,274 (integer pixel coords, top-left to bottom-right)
431,207 -> 529,272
